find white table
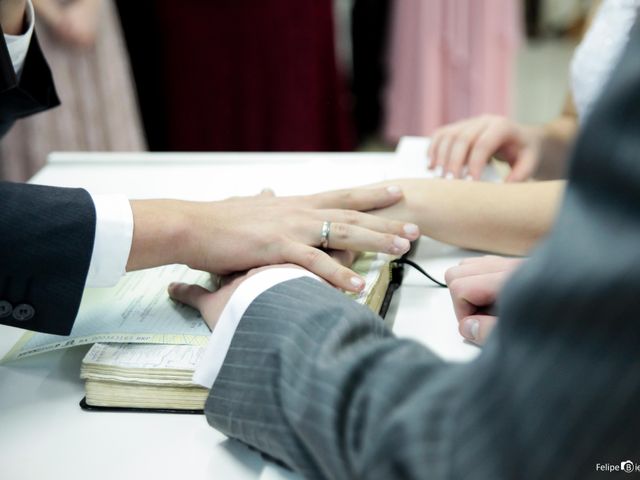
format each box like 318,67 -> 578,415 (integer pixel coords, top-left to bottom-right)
0,147 -> 479,480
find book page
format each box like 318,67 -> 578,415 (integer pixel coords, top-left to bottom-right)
84,343 -> 205,371
2,265 -> 215,362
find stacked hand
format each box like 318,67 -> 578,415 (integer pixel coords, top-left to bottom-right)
445,255 -> 525,345
128,185 -> 421,294
428,115 -> 543,181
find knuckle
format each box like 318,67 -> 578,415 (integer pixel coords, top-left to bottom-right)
342,210 -> 359,225
331,222 -> 350,241
444,267 -> 459,285
302,248 -> 322,268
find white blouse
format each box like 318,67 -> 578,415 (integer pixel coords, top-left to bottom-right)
571,0 -> 640,120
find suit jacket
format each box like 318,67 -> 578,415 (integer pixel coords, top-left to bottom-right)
0,25 -> 59,136
204,21 -> 640,480
0,29 -> 95,335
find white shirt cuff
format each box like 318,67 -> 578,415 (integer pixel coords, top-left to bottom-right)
193,268 -> 322,388
4,0 -> 35,78
86,193 -> 134,288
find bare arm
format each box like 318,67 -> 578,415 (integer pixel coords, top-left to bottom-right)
373,179 -> 565,256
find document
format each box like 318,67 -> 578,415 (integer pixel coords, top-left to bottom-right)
3,265 -> 214,362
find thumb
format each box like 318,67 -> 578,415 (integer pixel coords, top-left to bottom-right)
459,315 -> 498,345
168,282 -> 212,312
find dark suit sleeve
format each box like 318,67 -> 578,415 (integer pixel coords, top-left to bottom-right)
0,182 -> 96,335
0,26 -> 60,137
204,22 -> 640,480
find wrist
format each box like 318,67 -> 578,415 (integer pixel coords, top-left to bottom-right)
127,200 -> 191,271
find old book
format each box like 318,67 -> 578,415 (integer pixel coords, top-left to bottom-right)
80,252 -> 400,412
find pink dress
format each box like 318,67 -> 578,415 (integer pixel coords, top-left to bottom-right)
384,0 -> 521,142
0,0 -> 145,181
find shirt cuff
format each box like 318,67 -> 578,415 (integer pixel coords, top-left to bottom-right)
192,268 -> 322,388
4,0 -> 35,78
86,193 -> 134,288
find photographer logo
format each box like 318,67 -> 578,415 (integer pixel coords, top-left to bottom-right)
595,461 -> 640,473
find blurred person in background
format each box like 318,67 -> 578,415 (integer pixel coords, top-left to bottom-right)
429,0 -> 637,181
0,0 -> 144,181
412,0 -> 640,346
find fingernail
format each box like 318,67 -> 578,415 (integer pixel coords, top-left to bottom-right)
403,223 -> 419,236
465,175 -> 473,181
386,185 -> 402,195
392,236 -> 410,253
350,276 -> 364,290
433,166 -> 443,177
462,318 -> 480,341
445,172 -> 455,180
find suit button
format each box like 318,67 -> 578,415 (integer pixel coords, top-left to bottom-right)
12,304 -> 35,322
0,301 -> 12,319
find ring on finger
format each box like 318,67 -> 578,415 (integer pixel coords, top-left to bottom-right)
319,221 -> 332,249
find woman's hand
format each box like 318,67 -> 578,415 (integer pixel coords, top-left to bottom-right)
445,255 -> 525,345
428,115 -> 544,182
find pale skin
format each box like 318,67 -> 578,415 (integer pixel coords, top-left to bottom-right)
427,2 -> 603,182
371,178 -> 564,256
32,0 -> 101,48
126,187 -> 420,293
427,97 -> 579,181
444,256 -> 524,345
0,0 -> 27,34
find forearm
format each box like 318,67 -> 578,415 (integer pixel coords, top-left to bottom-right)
0,0 -> 27,34
376,179 -> 565,256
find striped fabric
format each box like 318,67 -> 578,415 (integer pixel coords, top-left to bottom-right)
205,20 -> 640,480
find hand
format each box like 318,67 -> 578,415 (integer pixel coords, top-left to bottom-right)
127,186 -> 421,293
428,115 -> 543,182
445,255 -> 525,345
167,247 -> 359,330
0,0 -> 27,35
34,0 -> 101,48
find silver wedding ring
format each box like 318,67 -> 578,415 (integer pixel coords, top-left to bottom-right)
319,221 -> 332,249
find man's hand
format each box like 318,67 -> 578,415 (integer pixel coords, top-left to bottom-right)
445,255 -> 524,345
127,186 -> 420,293
0,0 -> 27,35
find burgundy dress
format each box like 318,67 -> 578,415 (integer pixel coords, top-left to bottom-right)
155,0 -> 354,152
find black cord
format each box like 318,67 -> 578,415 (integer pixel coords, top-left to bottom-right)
393,258 -> 448,288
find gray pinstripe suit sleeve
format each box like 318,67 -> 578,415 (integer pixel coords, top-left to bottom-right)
204,23 -> 640,480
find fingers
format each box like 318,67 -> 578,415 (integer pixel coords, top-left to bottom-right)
459,315 -> 498,345
445,256 -> 523,285
329,250 -> 357,267
308,186 -> 405,212
283,243 -> 365,292
429,116 -> 521,181
168,282 -> 212,312
444,121 -> 490,179
505,148 -> 537,182
319,209 -> 420,241
447,271 -> 507,322
465,119 -> 514,180
317,222 -> 411,256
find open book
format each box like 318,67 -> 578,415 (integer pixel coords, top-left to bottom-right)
79,252 -> 401,412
